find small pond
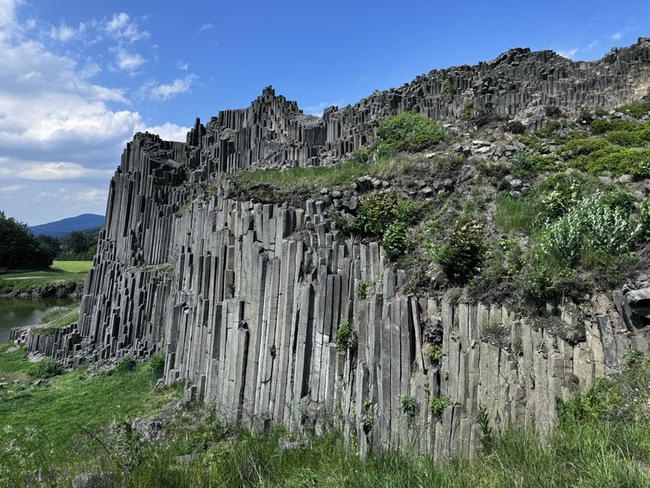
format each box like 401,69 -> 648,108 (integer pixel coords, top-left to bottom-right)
0,298 -> 79,343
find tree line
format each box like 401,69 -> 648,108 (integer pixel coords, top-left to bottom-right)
0,212 -> 99,270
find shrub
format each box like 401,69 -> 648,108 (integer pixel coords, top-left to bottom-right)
399,394 -> 418,423
605,128 -> 650,147
443,80 -> 457,94
115,355 -> 137,373
541,211 -> 583,265
545,106 -> 563,118
580,195 -> 635,254
581,147 -> 650,178
481,321 -> 509,346
336,321 -> 357,352
429,395 -> 450,417
511,150 -> 547,175
519,251 -> 556,304
376,112 -> 447,155
147,353 -> 165,380
347,149 -> 370,164
356,191 -> 400,235
555,138 -> 614,159
393,198 -> 424,225
435,216 -> 488,284
357,281 -> 368,299
426,343 -> 443,365
476,404 -> 494,450
27,357 -> 62,378
618,94 -> 650,118
541,191 -> 639,266
505,120 -> 526,134
382,223 -> 412,259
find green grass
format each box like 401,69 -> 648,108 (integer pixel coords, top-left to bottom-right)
236,159 -> 368,190
0,260 -> 91,295
494,193 -> 539,235
0,348 -> 179,485
51,260 -> 93,273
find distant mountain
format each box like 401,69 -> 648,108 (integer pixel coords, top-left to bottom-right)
29,214 -> 105,237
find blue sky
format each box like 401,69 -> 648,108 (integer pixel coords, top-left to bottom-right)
0,0 -> 648,225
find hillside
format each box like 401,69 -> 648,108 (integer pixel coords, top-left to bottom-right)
18,37 -> 650,466
29,214 -> 104,237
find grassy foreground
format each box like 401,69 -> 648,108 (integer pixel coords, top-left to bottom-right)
0,260 -> 92,295
1,341 -> 650,487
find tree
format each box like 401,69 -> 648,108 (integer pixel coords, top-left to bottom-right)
0,211 -> 56,269
58,228 -> 100,260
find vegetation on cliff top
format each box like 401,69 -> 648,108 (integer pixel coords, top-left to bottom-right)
227,101 -> 650,318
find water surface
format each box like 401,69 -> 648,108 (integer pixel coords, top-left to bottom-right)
0,298 -> 78,343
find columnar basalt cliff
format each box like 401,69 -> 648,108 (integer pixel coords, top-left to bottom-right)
20,39 -> 650,458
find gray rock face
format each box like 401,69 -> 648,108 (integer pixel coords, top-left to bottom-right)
25,39 -> 650,458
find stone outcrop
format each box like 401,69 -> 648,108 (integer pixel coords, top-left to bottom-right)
19,39 -> 650,458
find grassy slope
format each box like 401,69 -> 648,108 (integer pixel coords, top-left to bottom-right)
0,346 -> 179,485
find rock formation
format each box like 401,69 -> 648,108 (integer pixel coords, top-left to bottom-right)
19,38 -> 650,459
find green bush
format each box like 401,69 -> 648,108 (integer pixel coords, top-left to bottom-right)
504,120 -> 526,134
618,94 -> 650,118
376,112 -> 447,155
336,321 -> 357,353
429,395 -> 450,417
27,357 -> 62,378
382,223 -> 412,259
147,353 -> 166,380
605,128 -> 650,147
435,216 -> 487,284
356,191 -> 400,235
541,191 -> 639,266
115,355 -> 137,373
555,138 -> 614,160
399,394 -> 418,423
580,147 -> 650,178
347,149 -> 370,164
393,198 -> 424,225
357,280 -> 369,299
426,343 -> 443,365
541,212 -> 583,265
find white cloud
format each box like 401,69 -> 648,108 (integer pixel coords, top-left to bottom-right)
557,48 -> 578,59
303,100 -> 345,117
0,0 -> 20,31
15,161 -> 111,180
178,61 -> 189,71
105,12 -> 149,43
0,4 -> 191,224
148,74 -> 197,101
198,23 -> 213,34
49,23 -> 78,43
611,32 -> 623,40
0,184 -> 26,193
29,184 -> 109,223
138,122 -> 190,142
113,47 -> 145,72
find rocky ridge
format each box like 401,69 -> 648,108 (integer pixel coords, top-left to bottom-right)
14,38 -> 650,458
